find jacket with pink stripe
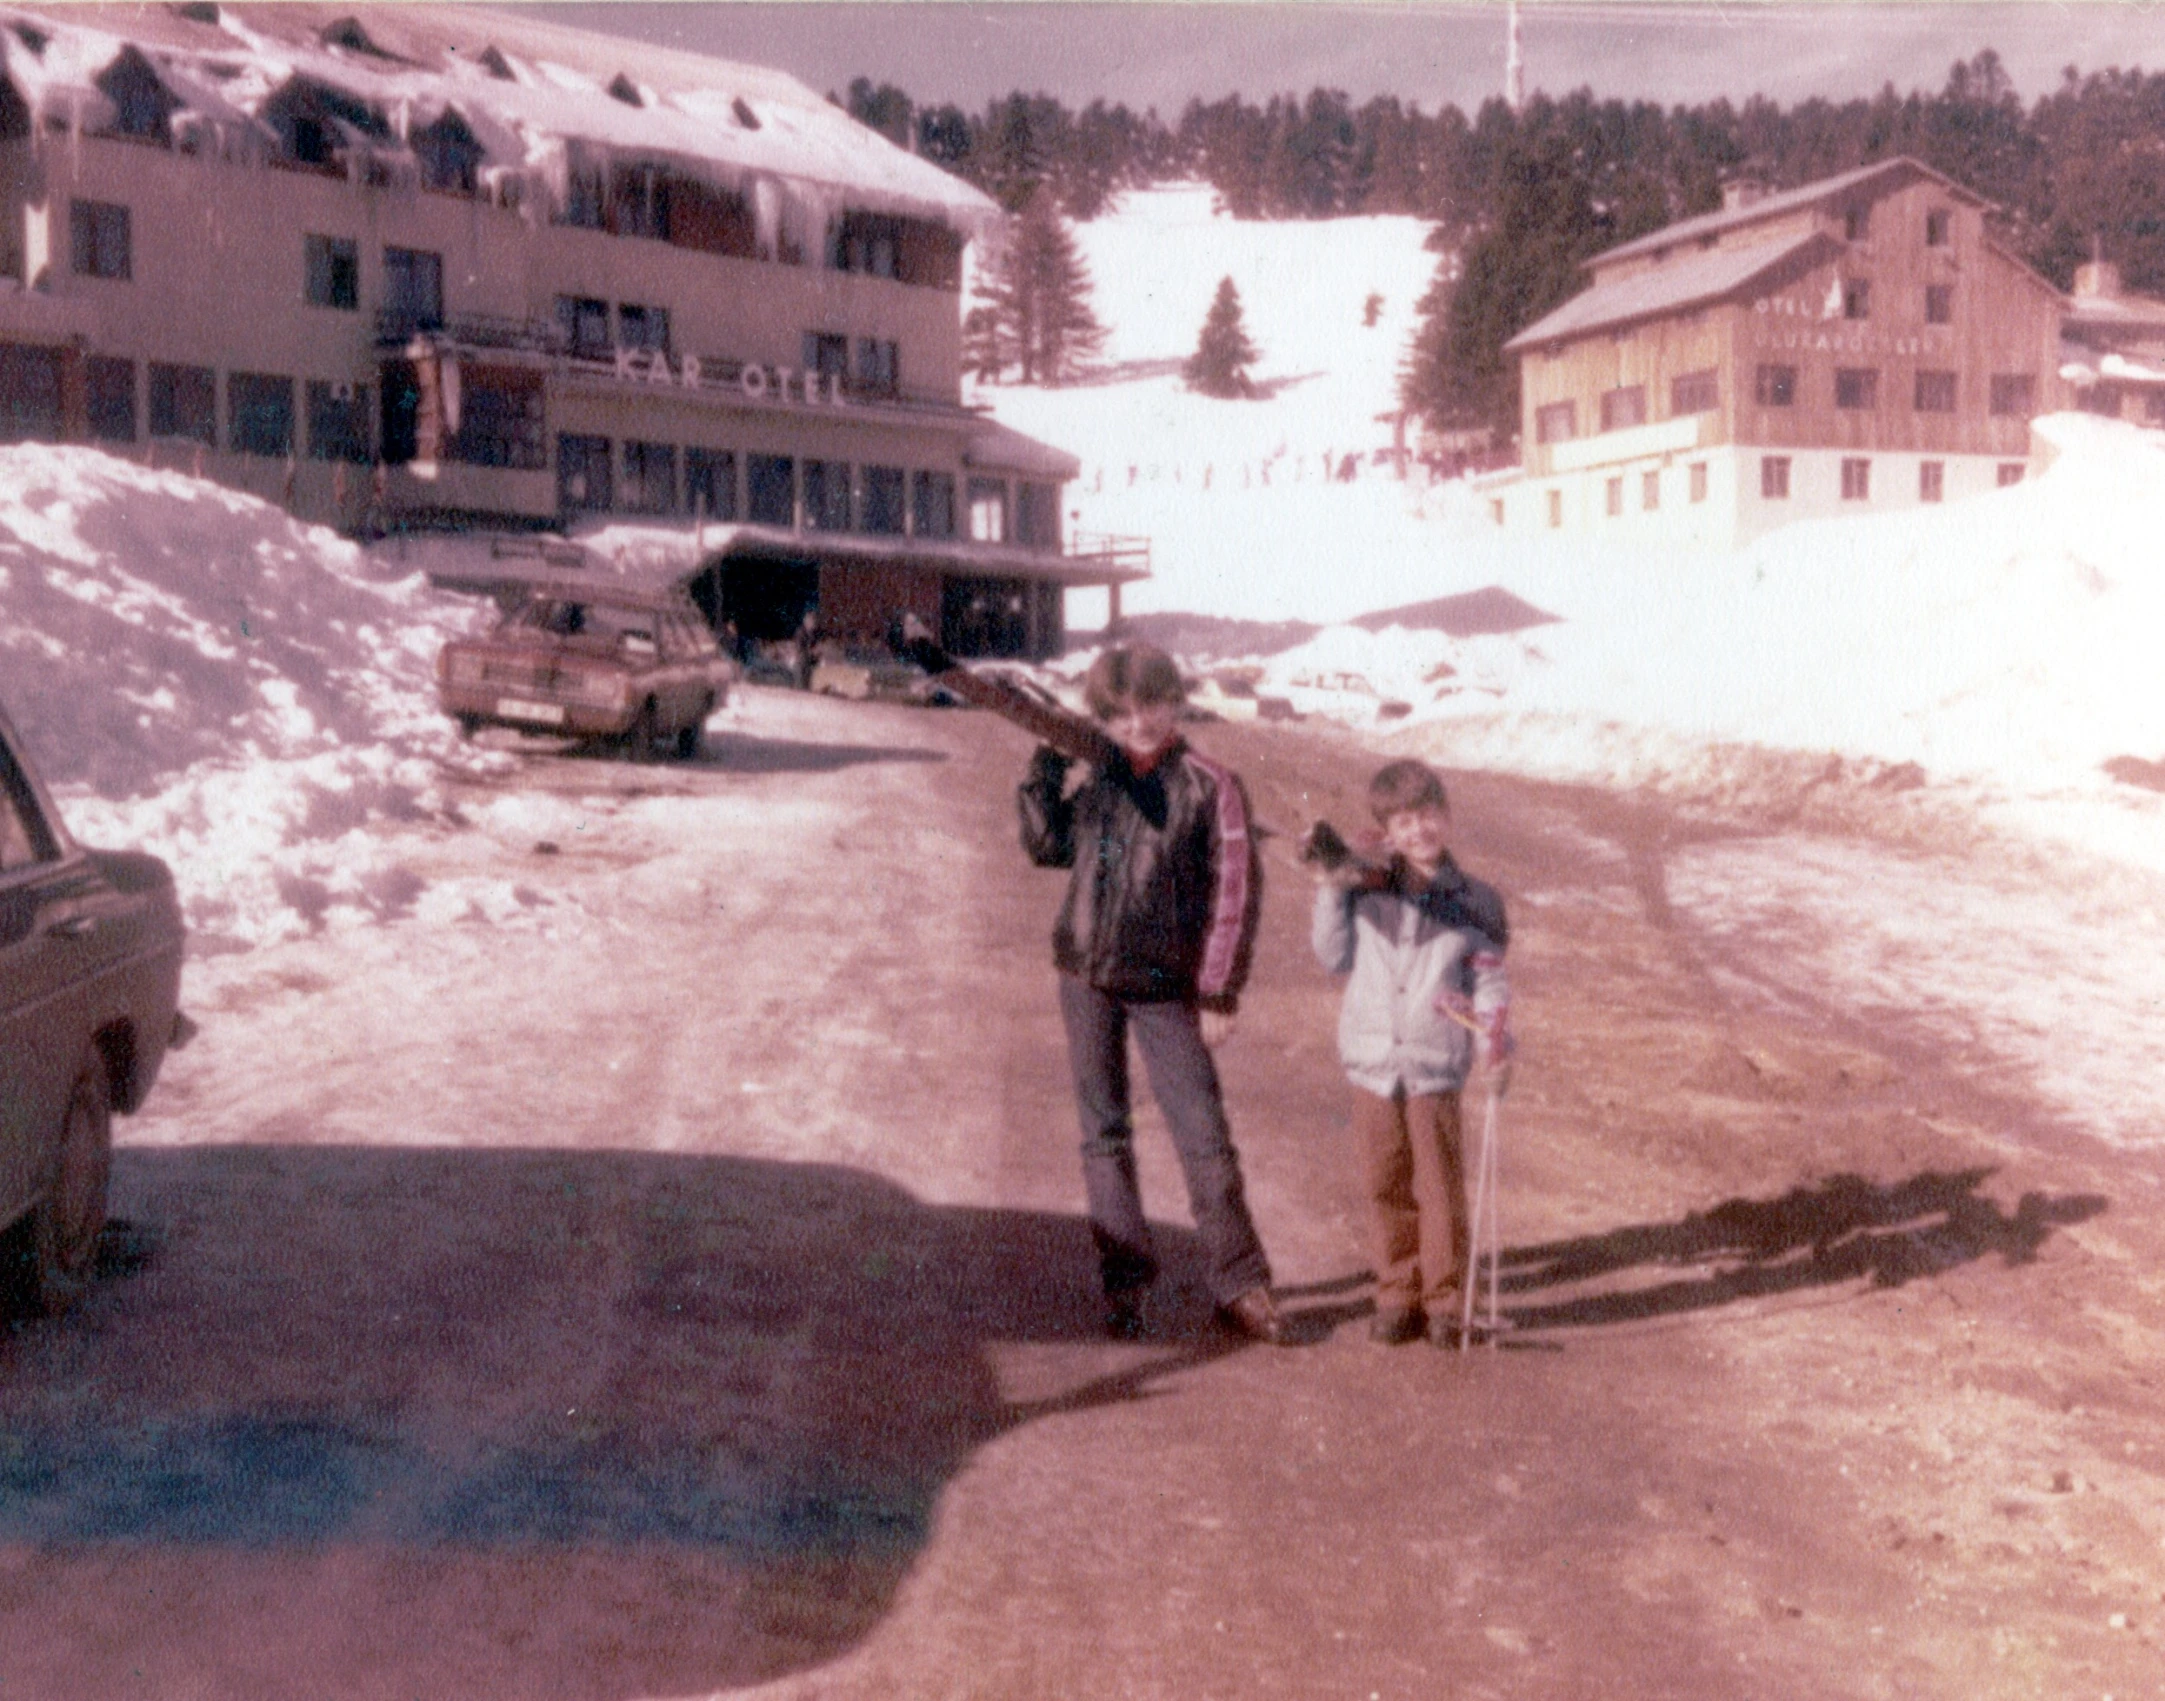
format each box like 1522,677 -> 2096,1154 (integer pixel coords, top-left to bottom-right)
1018,739 -> 1262,1012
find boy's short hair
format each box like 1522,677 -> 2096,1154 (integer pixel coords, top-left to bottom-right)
1083,645 -> 1187,720
1368,759 -> 1449,820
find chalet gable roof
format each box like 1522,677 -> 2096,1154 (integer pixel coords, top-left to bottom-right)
1504,230 -> 1840,353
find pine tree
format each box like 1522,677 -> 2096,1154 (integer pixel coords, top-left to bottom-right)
1184,276 -> 1261,398
971,189 -> 1106,385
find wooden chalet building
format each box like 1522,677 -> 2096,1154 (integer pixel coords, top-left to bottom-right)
0,2 -> 1138,658
1493,157 -> 2068,545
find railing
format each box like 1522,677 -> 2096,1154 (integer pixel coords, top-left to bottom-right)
1066,531 -> 1151,576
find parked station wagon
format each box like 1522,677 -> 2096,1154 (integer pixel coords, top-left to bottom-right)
1,702 -> 187,1315
437,582 -> 735,760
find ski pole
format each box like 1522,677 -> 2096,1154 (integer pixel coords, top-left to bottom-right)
1460,1076 -> 1505,1352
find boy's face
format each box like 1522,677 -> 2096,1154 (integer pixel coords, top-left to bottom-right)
1381,803 -> 1452,872
1104,698 -> 1179,763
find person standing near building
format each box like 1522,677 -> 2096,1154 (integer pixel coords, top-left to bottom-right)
1017,646 -> 1283,1345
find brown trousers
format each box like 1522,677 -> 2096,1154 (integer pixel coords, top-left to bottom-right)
1351,1085 -> 1468,1313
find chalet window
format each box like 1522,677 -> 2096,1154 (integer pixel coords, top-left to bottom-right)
1925,209 -> 1951,246
1546,488 -> 1562,527
1924,284 -> 1953,325
1017,482 -> 1061,548
382,247 -> 443,334
448,367 -> 544,468
70,200 -> 131,279
228,372 -> 294,457
968,476 -> 1008,543
1842,279 -> 1871,320
1996,462 -> 2026,487
1600,385 -> 1646,432
1604,476 -> 1623,517
1641,469 -> 1660,511
1534,401 -> 1577,444
913,471 -> 956,537
862,465 -> 906,535
1919,460 -> 1945,503
1914,370 -> 1957,413
148,362 -> 215,444
856,337 -> 899,397
747,454 -> 795,526
1989,374 -> 2036,417
86,356 -> 137,442
1835,368 -> 1879,410
618,303 -> 670,353
556,295 -> 611,358
802,332 -> 849,384
1844,204 -> 1871,241
623,441 -> 677,513
557,434 -> 612,512
686,449 -> 736,520
803,459 -> 852,530
1689,461 -> 1709,503
305,380 -> 371,463
1760,456 -> 1791,499
1841,457 -> 1871,501
1670,370 -> 1717,415
1754,364 -> 1796,407
305,234 -> 358,309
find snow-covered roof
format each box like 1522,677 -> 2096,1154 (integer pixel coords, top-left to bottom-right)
0,3 -> 997,236
1505,231 -> 1838,353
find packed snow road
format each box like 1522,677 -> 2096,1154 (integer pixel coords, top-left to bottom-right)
3,687 -> 2160,1701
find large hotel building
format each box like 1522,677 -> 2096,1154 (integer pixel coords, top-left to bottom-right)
1492,157 -> 2076,546
0,2 -> 1133,656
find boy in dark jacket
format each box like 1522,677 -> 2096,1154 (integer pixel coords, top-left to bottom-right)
1018,645 -> 1282,1345
1312,760 -> 1510,1347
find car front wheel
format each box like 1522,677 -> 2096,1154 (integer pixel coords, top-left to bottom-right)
23,1052 -> 112,1315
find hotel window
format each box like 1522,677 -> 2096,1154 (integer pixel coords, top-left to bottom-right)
747,454 -> 796,526
382,247 -> 443,334
562,158 -> 605,229
304,234 -> 358,309
1599,385 -> 1646,432
856,337 -> 900,397
1914,371 -> 1957,413
557,295 -> 611,358
1760,456 -> 1791,499
619,304 -> 671,353
86,357 -> 137,443
610,161 -> 666,239
1641,469 -> 1660,511
1844,204 -> 1871,241
148,362 -> 215,444
686,448 -> 737,521
1924,284 -> 1953,325
1754,364 -> 1796,407
1842,279 -> 1871,320
1689,461 -> 1708,503
802,331 -> 849,385
1546,488 -> 1562,527
305,381 -> 371,463
1017,482 -> 1061,548
1534,401 -> 1577,444
913,471 -> 956,538
1997,462 -> 2026,487
1671,369 -> 1718,415
803,459 -> 852,530
1841,457 -> 1871,501
1605,475 -> 1623,517
449,367 -> 545,469
1989,374 -> 2036,417
862,464 -> 906,535
622,441 -> 677,513
1835,368 -> 1879,410
1925,208 -> 1951,246
557,434 -> 612,512
413,110 -> 481,195
967,476 -> 1008,543
70,200 -> 132,280
228,372 -> 294,458
1919,460 -> 1945,503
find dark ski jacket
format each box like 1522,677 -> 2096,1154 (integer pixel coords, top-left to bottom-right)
1018,738 -> 1262,1013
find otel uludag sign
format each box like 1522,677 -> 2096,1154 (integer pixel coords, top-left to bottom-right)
1750,279 -> 1954,362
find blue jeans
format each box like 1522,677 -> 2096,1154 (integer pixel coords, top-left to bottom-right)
1057,976 -> 1272,1306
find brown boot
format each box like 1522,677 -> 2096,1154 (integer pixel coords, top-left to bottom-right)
1218,1286 -> 1287,1346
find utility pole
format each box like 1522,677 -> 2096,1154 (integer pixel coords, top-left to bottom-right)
1506,0 -> 1525,112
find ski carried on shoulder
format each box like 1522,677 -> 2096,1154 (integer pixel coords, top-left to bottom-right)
889,614 -> 1120,769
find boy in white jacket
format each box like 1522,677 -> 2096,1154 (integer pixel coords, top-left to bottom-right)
1311,761 -> 1511,1346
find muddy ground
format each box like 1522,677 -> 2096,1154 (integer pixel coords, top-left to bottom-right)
2,685 -> 2160,1701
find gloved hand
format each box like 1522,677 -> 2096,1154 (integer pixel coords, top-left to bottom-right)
1028,744 -> 1072,789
